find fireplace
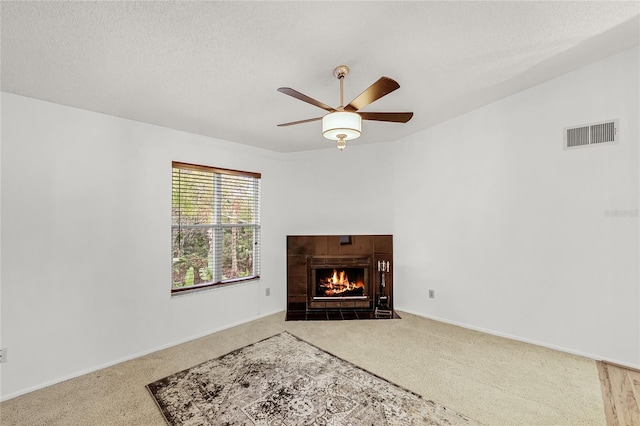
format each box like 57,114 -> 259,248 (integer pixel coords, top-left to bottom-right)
287,235 -> 394,320
308,256 -> 371,308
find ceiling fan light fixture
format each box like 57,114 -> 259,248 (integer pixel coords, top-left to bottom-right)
322,111 -> 361,142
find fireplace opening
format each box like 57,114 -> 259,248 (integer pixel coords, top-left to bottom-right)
308,256 -> 371,306
315,268 -> 366,298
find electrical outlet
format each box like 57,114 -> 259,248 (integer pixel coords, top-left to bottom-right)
265,288 -> 270,297
429,290 -> 435,299
0,348 -> 7,363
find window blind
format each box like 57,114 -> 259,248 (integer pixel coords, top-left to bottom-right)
171,161 -> 261,293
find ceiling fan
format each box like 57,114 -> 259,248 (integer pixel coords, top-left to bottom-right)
277,65 -> 413,150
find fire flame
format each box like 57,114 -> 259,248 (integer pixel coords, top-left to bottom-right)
319,269 -> 364,296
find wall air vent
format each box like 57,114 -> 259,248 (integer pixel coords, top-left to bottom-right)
564,120 -> 618,149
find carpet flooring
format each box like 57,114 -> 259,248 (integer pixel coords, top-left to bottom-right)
147,332 -> 481,425
0,311 -> 606,425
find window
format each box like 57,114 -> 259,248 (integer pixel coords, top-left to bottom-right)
171,162 -> 261,294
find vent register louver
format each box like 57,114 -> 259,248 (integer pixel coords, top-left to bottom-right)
564,120 -> 618,149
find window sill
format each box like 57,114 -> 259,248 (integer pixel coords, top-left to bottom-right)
171,275 -> 261,296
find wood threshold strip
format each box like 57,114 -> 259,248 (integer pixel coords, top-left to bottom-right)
597,360 -> 640,426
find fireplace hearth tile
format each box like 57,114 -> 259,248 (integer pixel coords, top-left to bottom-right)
340,310 -> 358,320
286,311 -> 307,321
306,311 -> 328,321
285,309 -> 400,321
327,311 -> 343,320
355,311 -> 376,320
287,302 -> 306,312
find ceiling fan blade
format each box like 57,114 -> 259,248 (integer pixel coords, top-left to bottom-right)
277,88 -> 335,112
277,117 -> 323,127
359,112 -> 414,123
344,77 -> 400,112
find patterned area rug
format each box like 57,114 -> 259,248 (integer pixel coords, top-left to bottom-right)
147,332 -> 481,425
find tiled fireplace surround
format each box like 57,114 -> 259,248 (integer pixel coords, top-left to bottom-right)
286,235 -> 395,321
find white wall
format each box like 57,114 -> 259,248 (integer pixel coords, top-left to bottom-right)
280,141 -> 396,236
0,93 -> 288,399
392,47 -> 639,366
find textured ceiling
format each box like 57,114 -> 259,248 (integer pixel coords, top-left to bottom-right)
2,1 -> 639,152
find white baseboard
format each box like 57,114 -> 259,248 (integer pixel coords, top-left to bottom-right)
397,308 -> 640,370
0,309 -> 285,402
